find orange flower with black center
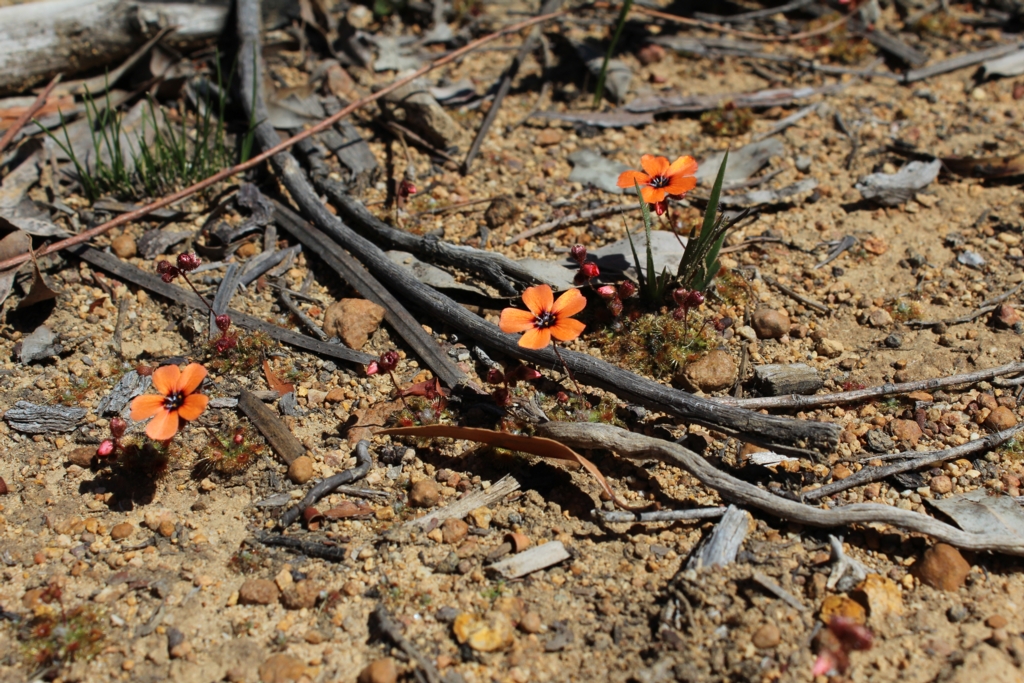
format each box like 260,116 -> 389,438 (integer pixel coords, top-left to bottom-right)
500,284 -> 586,350
130,363 -> 209,441
617,154 -> 698,208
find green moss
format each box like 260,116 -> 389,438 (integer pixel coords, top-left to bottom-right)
602,313 -> 712,380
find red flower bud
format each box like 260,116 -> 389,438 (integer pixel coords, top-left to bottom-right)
214,336 -> 237,353
492,387 -> 511,407
578,262 -> 600,280
686,290 -> 705,308
829,617 -> 873,651
215,314 -> 231,333
156,260 -> 175,275
109,417 -> 127,439
617,281 -> 636,299
556,391 -> 569,403
672,288 -> 691,307
608,298 -> 623,317
378,351 -> 399,373
595,285 -> 617,300
176,252 -> 201,272
672,307 -> 686,321
507,365 -> 542,385
569,244 -> 587,265
652,201 -> 667,216
365,361 -> 379,376
233,431 -> 245,445
97,440 -> 115,457
398,179 -> 417,197
486,368 -> 505,385
161,272 -> 176,283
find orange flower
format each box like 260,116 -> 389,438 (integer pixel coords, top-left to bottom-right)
500,284 -> 586,350
616,154 -> 698,204
130,363 -> 209,441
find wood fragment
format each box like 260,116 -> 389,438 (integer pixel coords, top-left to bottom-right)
762,276 -> 829,314
906,40 -> 1024,83
372,605 -> 444,683
488,540 -> 571,579
504,205 -> 630,245
752,363 -> 823,397
404,474 -> 521,530
4,401 -> 85,433
0,74 -> 60,155
236,388 -> 305,467
210,262 -> 241,339
278,288 -> 327,341
279,440 -> 372,529
751,571 -> 807,612
97,370 -> 150,416
69,245 -> 374,366
539,421 -> 1024,554
686,505 -> 750,570
719,361 -> 1024,410
594,507 -> 727,524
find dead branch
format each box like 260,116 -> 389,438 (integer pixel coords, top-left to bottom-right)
802,425 -> 1021,502
0,74 -> 61,155
0,7 -> 567,274
279,440 -> 372,529
537,421 -> 1024,555
238,388 -> 305,467
717,361 -> 1024,411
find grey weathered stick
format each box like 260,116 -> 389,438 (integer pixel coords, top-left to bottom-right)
762,275 -> 829,313
69,245 -> 374,366
463,0 -> 563,174
239,245 -> 301,286
537,421 -> 1024,555
907,282 -> 1023,328
279,288 -> 327,341
4,401 -> 85,433
594,507 -> 727,524
405,474 -> 521,530
686,505 -> 750,569
504,204 -> 631,245
752,363 -> 822,397
718,361 -> 1024,410
279,440 -> 372,529
488,541 -> 571,579
905,40 -> 1024,83
237,388 -> 304,467
210,262 -> 241,339
372,606 -> 443,683
752,571 -> 807,612
803,426 -> 1021,502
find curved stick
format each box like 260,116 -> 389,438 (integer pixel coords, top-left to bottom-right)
538,421 -> 1024,555
279,440 -> 373,529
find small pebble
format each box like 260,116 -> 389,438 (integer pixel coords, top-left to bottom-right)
408,479 -> 441,507
238,579 -> 280,605
986,614 -> 1008,629
110,522 -> 134,540
915,543 -> 970,591
288,456 -> 314,484
358,658 -> 398,683
751,623 -> 781,649
111,234 -> 137,259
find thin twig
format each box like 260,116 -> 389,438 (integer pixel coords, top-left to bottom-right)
280,440 -> 373,528
279,288 -> 328,341
464,0 -> 563,173
0,73 -> 62,155
717,361 -> 1024,410
833,111 -> 859,171
538,421 -> 1024,555
507,33 -> 553,134
762,275 -> 830,314
372,605 -> 444,683
0,9 -> 568,274
593,507 -> 727,523
504,204 -> 630,245
632,3 -> 857,42
803,426 -> 1021,502
907,282 -> 1023,328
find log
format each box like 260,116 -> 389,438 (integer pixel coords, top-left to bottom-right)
0,1 -> 230,96
752,363 -> 822,396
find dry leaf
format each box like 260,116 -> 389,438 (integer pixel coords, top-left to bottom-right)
263,360 -> 295,395
942,153 -> 1024,179
17,261 -> 59,309
862,237 -> 888,255
0,230 -> 31,308
381,425 -> 646,511
322,501 -> 373,518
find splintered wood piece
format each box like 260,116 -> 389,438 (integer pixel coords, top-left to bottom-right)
404,474 -> 520,530
4,401 -> 85,433
752,363 -> 822,397
687,505 -> 750,570
237,388 -> 304,466
487,541 -> 570,579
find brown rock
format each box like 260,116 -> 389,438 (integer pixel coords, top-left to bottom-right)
915,543 -> 970,591
820,595 -> 866,625
677,350 -> 738,393
236,242 -> 258,258
441,518 -> 469,544
984,406 -> 1018,431
484,196 -> 521,229
110,522 -> 134,540
323,299 -> 386,350
259,653 -> 305,683
907,391 -> 933,402
0,476 -> 6,495
930,475 -> 953,494
535,129 -> 563,146
751,623 -> 781,649
832,463 -> 853,480
855,574 -> 903,621
358,658 -> 398,683
282,580 -> 322,610
158,520 -> 175,538
68,446 -> 97,468
890,419 -> 923,446
816,338 -> 845,358
111,234 -> 137,259
453,611 -> 516,652
239,579 -> 280,605
288,455 -> 314,484
324,388 -> 346,403
751,309 -> 790,339
866,308 -> 893,328
325,63 -> 357,100
408,479 -> 441,508
992,304 -> 1022,328
466,506 -> 492,529
986,614 -> 1008,629
519,612 -> 543,634
636,43 -> 666,65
